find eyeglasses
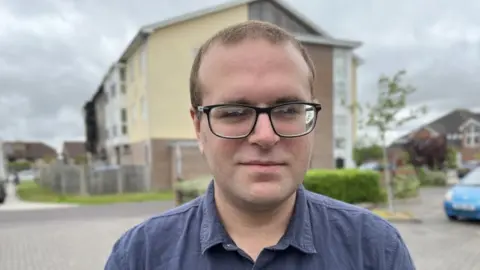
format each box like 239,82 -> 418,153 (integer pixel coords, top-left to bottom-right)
197,102 -> 322,139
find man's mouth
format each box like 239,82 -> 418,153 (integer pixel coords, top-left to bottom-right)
239,161 -> 287,166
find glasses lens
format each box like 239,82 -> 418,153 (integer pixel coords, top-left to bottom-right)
209,106 -> 256,138
271,103 -> 316,136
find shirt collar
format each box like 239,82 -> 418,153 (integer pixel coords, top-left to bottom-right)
199,180 -> 317,254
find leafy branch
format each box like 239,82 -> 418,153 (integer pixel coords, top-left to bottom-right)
342,69 -> 428,212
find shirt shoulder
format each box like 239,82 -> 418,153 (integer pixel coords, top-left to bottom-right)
305,191 -> 415,269
104,196 -> 204,270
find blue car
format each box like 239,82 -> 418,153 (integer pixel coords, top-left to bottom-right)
444,167 -> 480,221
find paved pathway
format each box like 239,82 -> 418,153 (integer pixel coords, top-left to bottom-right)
0,187 -> 478,269
392,187 -> 480,270
0,182 -> 77,211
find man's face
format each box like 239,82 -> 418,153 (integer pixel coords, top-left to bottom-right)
191,39 -> 315,208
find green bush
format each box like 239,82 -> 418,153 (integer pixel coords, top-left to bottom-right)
175,169 -> 386,205
304,169 -> 384,204
175,175 -> 212,204
417,169 -> 447,186
8,161 -> 31,172
393,174 -> 420,199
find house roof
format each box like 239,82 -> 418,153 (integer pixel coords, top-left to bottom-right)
117,0 -> 363,62
389,109 -> 480,147
3,141 -> 57,160
62,141 -> 86,158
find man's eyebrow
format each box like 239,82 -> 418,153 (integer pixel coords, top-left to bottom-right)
220,96 -> 306,106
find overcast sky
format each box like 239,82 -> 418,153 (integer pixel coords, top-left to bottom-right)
1,0 -> 479,151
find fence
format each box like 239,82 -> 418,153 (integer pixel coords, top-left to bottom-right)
36,162 -> 149,196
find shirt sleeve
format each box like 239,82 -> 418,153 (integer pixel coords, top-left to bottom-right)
104,242 -> 128,270
385,228 -> 416,270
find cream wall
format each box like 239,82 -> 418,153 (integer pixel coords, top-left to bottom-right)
126,41 -> 148,143
146,5 -> 249,139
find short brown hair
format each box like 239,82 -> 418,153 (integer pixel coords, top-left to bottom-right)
189,20 -> 316,108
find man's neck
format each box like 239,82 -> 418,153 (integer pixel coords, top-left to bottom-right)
214,187 -> 297,241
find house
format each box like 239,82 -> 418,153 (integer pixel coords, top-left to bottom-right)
3,141 -> 57,162
89,0 -> 363,190
61,141 -> 86,164
388,109 -> 480,162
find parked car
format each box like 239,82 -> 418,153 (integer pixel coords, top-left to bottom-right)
444,167 -> 480,221
358,161 -> 396,171
0,180 -> 6,204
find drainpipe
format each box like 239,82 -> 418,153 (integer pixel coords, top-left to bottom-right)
143,36 -> 153,191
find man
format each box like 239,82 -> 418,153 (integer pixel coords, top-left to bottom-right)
105,20 -> 415,269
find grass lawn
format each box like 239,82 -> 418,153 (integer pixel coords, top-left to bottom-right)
371,208 -> 421,223
16,181 -> 174,205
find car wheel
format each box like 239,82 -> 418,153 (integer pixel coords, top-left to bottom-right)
447,215 -> 458,221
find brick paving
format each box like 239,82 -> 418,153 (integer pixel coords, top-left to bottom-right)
0,188 -> 478,269
394,187 -> 480,270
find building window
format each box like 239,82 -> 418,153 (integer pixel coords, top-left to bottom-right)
119,67 -> 126,81
128,60 -> 134,82
465,125 -> 480,147
335,81 -> 347,102
110,84 -> 116,98
334,51 -> 347,78
120,84 -> 126,94
144,143 -> 149,164
335,138 -> 346,149
335,115 -> 348,126
121,124 -> 128,135
121,108 -> 127,123
123,145 -> 131,155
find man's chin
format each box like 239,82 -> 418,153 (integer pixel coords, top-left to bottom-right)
244,182 -> 291,201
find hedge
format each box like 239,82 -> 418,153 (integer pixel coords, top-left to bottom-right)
304,169 -> 385,204
175,169 -> 387,205
174,175 -> 212,204
416,169 -> 447,186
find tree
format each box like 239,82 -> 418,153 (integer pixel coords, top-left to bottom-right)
353,144 -> 383,166
345,70 -> 427,212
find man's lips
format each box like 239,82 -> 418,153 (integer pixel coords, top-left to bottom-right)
239,161 -> 287,166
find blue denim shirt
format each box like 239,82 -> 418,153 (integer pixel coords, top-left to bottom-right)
105,181 -> 415,269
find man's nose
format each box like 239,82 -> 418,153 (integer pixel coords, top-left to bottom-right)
247,113 -> 279,147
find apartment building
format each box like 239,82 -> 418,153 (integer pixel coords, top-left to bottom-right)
333,50 -> 362,168
103,63 -> 131,165
86,0 -> 363,190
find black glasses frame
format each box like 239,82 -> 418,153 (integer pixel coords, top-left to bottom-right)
197,102 -> 322,139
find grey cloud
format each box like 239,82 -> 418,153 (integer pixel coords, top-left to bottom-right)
1,0 -> 480,149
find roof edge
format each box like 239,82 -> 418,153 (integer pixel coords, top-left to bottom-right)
295,34 -> 362,49
142,0 -> 254,33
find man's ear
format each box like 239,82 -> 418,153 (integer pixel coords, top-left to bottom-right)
190,107 -> 200,136
190,107 -> 204,154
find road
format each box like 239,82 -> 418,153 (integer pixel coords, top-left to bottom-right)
393,188 -> 480,270
0,188 -> 479,269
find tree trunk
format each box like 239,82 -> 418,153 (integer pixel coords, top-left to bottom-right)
382,134 -> 395,212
